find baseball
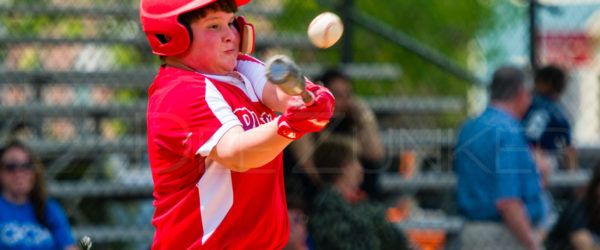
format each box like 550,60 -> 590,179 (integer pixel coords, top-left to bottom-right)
307,12 -> 344,49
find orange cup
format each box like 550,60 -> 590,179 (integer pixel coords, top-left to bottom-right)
406,229 -> 446,250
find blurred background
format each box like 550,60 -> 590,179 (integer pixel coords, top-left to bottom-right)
0,0 -> 599,249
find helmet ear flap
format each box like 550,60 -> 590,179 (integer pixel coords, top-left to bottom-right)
234,16 -> 255,54
142,17 -> 191,56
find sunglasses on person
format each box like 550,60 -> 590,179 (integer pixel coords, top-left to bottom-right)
2,161 -> 33,171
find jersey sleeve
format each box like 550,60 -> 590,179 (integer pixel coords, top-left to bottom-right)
235,54 -> 267,103
148,78 -> 242,158
44,199 -> 75,249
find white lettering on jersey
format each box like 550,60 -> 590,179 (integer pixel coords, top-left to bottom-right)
524,110 -> 550,141
233,107 -> 273,130
260,112 -> 273,124
0,222 -> 52,247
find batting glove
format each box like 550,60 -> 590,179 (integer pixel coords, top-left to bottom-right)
277,82 -> 335,139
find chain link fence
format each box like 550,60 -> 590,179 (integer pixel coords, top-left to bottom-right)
0,0 -> 598,249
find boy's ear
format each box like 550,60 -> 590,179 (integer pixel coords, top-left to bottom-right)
235,16 -> 255,54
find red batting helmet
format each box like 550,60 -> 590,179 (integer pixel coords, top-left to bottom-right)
140,0 -> 251,56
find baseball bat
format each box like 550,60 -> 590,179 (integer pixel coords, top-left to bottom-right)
265,55 -> 314,105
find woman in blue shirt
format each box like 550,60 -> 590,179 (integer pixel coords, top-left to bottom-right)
0,141 -> 76,250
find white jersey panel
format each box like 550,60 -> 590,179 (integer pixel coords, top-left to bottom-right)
196,161 -> 233,244
196,79 -> 242,156
235,58 -> 267,102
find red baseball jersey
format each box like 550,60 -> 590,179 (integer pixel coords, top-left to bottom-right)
146,55 -> 289,249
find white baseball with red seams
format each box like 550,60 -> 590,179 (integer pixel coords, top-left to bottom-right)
307,12 -> 344,49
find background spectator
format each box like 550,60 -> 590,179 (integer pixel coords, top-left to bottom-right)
319,69 -> 385,198
546,162 -> 600,250
522,65 -> 574,238
283,195 -> 311,250
308,136 -> 408,250
454,66 -> 544,250
0,140 -> 77,250
283,68 -> 387,211
523,65 -> 576,172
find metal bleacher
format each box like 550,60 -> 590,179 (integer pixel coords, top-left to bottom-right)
379,169 -> 592,193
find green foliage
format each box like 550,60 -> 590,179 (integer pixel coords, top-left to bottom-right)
277,0 -> 323,30
17,46 -> 41,70
2,14 -> 84,38
276,0 -> 342,64
111,45 -> 144,68
2,14 -> 51,36
116,88 -> 143,104
276,0 -> 502,98
52,17 -> 84,38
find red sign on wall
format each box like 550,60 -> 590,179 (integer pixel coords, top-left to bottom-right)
538,32 -> 593,68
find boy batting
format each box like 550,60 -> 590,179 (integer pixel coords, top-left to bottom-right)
139,0 -> 335,248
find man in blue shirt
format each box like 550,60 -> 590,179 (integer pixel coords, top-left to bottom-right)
455,66 -> 544,250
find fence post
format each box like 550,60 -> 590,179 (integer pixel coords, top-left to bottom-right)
529,0 -> 538,71
340,0 -> 354,63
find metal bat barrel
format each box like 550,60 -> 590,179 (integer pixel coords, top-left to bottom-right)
265,55 -> 314,104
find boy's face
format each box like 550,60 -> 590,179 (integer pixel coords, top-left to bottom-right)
180,10 -> 240,75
